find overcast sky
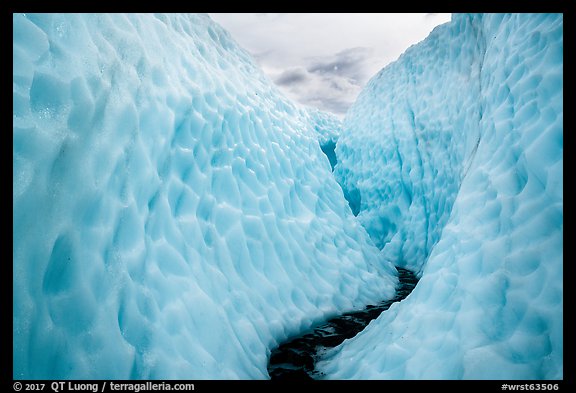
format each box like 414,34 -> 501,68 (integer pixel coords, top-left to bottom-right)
209,13 -> 452,117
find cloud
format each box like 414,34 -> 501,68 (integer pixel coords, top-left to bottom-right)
209,13 -> 452,116
271,58 -> 368,116
307,47 -> 374,85
275,67 -> 310,86
270,48 -> 374,116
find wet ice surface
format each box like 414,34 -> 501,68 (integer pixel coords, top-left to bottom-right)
268,267 -> 418,380
13,13 -> 397,379
321,13 -> 563,380
13,12 -> 562,380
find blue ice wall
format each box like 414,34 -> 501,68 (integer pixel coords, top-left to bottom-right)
13,13 -> 397,379
320,13 -> 563,379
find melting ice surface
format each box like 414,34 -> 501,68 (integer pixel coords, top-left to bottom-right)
320,13 -> 563,379
13,13 -> 562,380
13,13 -> 397,379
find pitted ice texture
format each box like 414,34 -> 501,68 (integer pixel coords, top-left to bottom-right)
13,13 -> 397,379
319,13 -> 562,379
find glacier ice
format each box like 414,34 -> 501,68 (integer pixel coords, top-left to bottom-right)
13,12 -> 563,381
319,13 -> 563,379
13,13 -> 398,379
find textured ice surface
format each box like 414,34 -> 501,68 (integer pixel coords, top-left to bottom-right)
309,108 -> 341,172
334,14 -> 487,270
13,13 -> 398,379
319,13 -> 563,379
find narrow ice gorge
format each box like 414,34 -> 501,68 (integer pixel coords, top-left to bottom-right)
319,13 -> 563,379
12,12 -> 563,381
13,13 -> 397,379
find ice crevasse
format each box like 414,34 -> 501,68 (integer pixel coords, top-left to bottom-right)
319,13 -> 563,379
13,13 -> 397,379
12,12 -> 563,380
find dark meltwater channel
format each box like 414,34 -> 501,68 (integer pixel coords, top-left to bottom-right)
267,267 -> 419,380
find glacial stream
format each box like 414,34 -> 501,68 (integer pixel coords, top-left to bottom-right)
267,267 -> 419,379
